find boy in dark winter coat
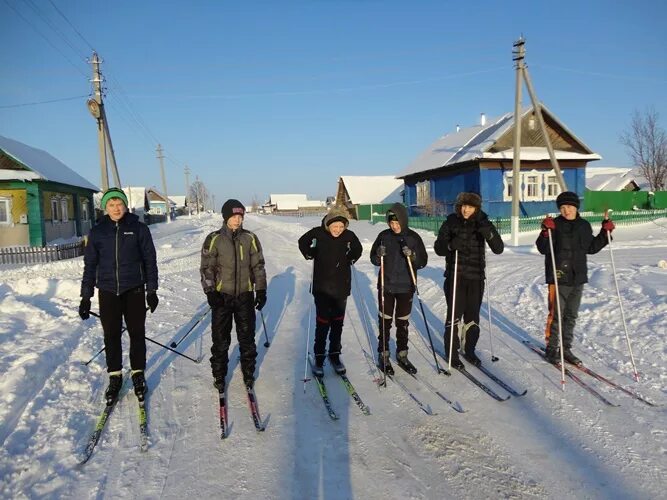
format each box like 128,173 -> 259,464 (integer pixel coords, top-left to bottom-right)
80,187 -> 159,404
434,192 -> 503,368
298,208 -> 363,376
200,199 -> 267,391
537,191 -> 614,365
370,203 -> 427,375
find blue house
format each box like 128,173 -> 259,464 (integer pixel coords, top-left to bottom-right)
397,105 -> 601,218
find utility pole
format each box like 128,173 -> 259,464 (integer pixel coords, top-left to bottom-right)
510,37 -> 567,246
184,165 -> 191,218
195,175 -> 201,218
156,144 -> 171,224
212,194 -> 216,214
87,51 -> 121,192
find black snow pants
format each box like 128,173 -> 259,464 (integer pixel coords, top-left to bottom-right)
544,283 -> 583,349
210,291 -> 257,380
444,277 -> 484,356
377,291 -> 413,354
313,293 -> 347,358
99,286 -> 147,372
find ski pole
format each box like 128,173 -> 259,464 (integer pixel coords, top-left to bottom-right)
260,310 -> 270,348
404,247 -> 449,375
485,275 -> 499,363
170,306 -> 211,348
351,265 -> 383,384
81,312 -> 127,366
303,239 -> 316,392
379,252 -> 387,387
605,217 -> 639,382
447,250 -> 459,371
145,336 -> 201,363
547,227 -> 566,390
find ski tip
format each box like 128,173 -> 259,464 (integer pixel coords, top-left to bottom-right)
439,368 -> 451,376
518,389 -> 528,397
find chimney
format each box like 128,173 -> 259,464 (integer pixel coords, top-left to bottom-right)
480,113 -> 486,126
456,124 -> 460,132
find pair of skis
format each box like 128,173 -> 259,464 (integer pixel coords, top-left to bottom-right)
219,384 -> 265,439
524,340 -> 656,407
308,356 -> 371,420
79,377 -> 147,465
434,350 -> 526,402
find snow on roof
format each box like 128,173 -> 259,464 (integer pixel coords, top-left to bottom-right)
0,134 -> 99,191
268,194 -> 308,210
586,167 -> 649,190
340,176 -> 403,204
397,104 -> 596,179
122,187 -> 147,211
483,147 -> 601,162
170,195 -> 186,208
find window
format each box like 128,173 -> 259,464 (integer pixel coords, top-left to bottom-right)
51,198 -> 59,222
81,200 -> 89,221
0,198 -> 10,224
546,174 -> 561,199
61,199 -> 69,223
525,174 -> 540,200
416,180 -> 431,206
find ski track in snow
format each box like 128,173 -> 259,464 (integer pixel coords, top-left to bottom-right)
0,214 -> 665,499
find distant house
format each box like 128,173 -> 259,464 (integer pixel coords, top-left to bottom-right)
146,187 -> 176,222
586,167 -> 647,192
0,135 -> 98,247
264,194 -> 326,214
397,105 -> 601,218
335,175 -> 403,220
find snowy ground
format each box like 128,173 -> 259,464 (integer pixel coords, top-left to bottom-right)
0,213 -> 665,500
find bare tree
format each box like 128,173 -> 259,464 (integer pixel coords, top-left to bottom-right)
620,108 -> 667,191
188,180 -> 210,215
251,197 -> 260,213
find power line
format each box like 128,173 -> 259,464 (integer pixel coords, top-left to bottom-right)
0,95 -> 88,109
46,0 -> 96,52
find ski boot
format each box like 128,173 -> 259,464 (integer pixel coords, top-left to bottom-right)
463,350 -> 482,367
377,351 -> 394,376
545,345 -> 559,364
396,350 -> 417,374
105,372 -> 123,405
311,355 -> 325,378
563,348 -> 582,366
328,353 -> 346,375
446,351 -> 465,370
131,370 -> 147,402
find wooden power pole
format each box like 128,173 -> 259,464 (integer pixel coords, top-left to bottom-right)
156,144 -> 171,224
510,37 -> 567,246
184,165 -> 191,218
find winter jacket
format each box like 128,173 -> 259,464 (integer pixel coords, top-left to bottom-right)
200,225 -> 267,296
434,209 -> 504,280
81,212 -> 158,298
298,214 -> 363,299
535,214 -> 608,285
370,203 -> 428,294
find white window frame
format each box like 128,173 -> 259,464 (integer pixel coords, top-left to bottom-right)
60,198 -> 69,223
545,172 -> 562,200
503,170 -> 554,202
523,171 -> 541,201
416,180 -> 431,206
51,198 -> 59,223
0,197 -> 11,225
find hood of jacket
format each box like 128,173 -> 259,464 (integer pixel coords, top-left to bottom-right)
321,207 -> 350,232
386,203 -> 408,234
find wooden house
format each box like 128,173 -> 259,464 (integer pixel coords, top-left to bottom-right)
335,176 -> 403,220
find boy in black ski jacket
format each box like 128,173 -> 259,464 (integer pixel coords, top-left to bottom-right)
536,191 -> 614,365
298,208 -> 363,376
79,187 -> 159,404
434,192 -> 503,368
200,199 -> 267,391
370,203 -> 427,375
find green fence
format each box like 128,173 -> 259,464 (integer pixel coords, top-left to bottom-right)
584,190 -> 667,211
372,209 -> 667,236
357,203 -> 396,221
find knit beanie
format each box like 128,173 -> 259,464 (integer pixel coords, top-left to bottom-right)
101,187 -> 128,209
556,191 -> 580,209
221,199 -> 246,222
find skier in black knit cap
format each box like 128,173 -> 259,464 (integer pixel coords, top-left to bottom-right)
200,199 -> 267,391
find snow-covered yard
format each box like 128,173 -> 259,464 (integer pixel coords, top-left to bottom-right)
0,214 -> 665,499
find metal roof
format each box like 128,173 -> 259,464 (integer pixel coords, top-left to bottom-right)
0,134 -> 99,191
397,104 -> 597,179
340,175 -> 403,204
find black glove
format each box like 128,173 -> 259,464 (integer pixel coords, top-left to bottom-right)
449,236 -> 464,252
401,245 -> 413,258
78,297 -> 91,320
477,221 -> 494,241
376,244 -> 387,258
306,247 -> 317,260
146,291 -> 159,313
255,290 -> 267,310
206,291 -> 225,308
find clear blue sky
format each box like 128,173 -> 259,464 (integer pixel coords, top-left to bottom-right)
2,0 -> 666,209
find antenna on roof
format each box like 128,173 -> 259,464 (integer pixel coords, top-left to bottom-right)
480,113 -> 486,126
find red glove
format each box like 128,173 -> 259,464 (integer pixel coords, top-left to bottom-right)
602,219 -> 615,233
541,217 -> 556,231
